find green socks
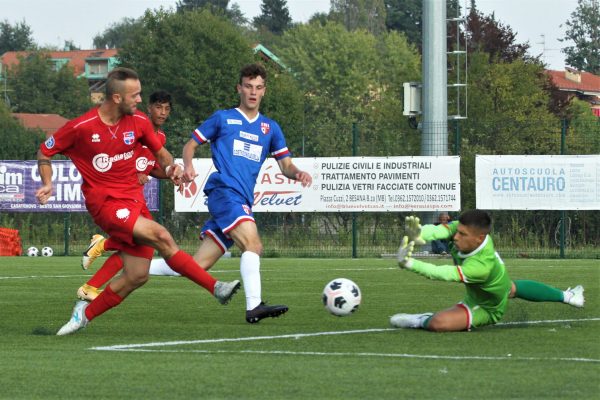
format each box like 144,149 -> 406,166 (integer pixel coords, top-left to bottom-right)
514,279 -> 564,302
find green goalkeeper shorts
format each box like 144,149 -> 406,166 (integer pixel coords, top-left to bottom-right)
459,302 -> 504,330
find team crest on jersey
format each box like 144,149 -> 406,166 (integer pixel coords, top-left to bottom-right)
123,131 -> 135,145
242,204 -> 251,215
261,122 -> 270,135
44,136 -> 55,149
91,133 -> 100,143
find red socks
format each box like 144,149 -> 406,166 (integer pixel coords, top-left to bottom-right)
166,250 -> 217,293
85,285 -> 123,322
87,253 -> 123,288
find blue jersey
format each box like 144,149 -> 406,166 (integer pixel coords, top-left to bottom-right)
192,108 -> 291,205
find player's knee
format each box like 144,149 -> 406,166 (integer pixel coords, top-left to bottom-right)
239,239 -> 263,255
153,227 -> 176,250
125,270 -> 149,289
252,242 -> 263,256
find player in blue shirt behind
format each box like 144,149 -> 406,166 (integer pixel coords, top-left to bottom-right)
179,63 -> 312,323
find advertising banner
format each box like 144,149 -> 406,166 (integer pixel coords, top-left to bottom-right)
175,156 -> 461,212
476,155 -> 600,210
0,160 -> 159,212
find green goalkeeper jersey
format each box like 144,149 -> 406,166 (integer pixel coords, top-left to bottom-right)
411,221 -> 512,323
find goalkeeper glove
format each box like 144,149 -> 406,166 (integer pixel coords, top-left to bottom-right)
397,236 -> 414,269
405,216 -> 426,246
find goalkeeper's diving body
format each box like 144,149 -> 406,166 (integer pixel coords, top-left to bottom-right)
392,209 -> 585,332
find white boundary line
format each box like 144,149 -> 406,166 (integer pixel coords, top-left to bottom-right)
89,348 -> 600,363
90,318 -> 600,363
0,275 -> 83,280
0,267 -> 396,280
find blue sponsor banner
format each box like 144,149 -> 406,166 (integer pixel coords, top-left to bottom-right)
0,160 -> 159,212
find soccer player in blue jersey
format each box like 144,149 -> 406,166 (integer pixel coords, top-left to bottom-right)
392,210 -> 584,332
178,63 -> 312,323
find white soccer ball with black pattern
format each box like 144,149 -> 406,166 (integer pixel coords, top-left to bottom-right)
27,246 -> 39,257
41,246 -> 54,257
322,278 -> 362,316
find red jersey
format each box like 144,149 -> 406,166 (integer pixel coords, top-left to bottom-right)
135,129 -> 167,175
41,107 -> 162,209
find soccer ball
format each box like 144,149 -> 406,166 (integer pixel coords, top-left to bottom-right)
27,247 -> 39,257
322,278 -> 362,316
41,246 -> 54,257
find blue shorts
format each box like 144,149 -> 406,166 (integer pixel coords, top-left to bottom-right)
200,187 -> 255,253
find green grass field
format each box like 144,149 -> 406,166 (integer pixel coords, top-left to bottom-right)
0,256 -> 598,399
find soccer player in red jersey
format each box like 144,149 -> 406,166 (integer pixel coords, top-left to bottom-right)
77,90 -> 180,301
36,68 -> 240,335
76,90 -> 179,301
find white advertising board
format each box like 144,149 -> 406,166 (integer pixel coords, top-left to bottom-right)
175,156 -> 461,212
476,155 -> 600,210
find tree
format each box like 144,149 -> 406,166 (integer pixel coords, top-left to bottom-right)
0,20 -> 35,54
92,18 -> 144,49
275,21 -> 421,157
561,0 -> 600,74
564,98 -> 600,154
176,0 -> 250,27
384,0 -> 421,44
329,0 -> 387,35
177,0 -> 228,13
464,4 -> 530,63
62,40 -> 80,51
384,0 -> 460,47
6,52 -> 91,118
253,0 -> 292,35
228,3 -> 249,27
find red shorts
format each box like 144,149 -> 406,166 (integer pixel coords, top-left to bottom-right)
88,197 -> 154,259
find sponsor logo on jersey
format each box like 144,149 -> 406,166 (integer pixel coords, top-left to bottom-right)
123,131 -> 135,145
227,119 -> 242,125
261,122 -> 270,135
44,136 -> 55,149
91,133 -> 100,143
233,139 -> 262,162
239,131 -> 259,142
92,150 -> 135,172
136,157 -> 149,171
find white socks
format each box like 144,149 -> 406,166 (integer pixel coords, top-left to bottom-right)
240,251 -> 261,310
149,258 -> 181,276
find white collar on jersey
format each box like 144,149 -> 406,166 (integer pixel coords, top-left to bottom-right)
235,107 -> 260,124
457,234 -> 489,259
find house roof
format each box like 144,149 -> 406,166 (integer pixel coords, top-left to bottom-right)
1,49 -> 119,76
12,113 -> 69,136
546,69 -> 600,93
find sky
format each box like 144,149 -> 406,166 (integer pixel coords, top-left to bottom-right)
1,0 -> 580,70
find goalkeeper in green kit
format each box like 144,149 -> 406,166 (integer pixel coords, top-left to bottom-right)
391,209 -> 585,332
